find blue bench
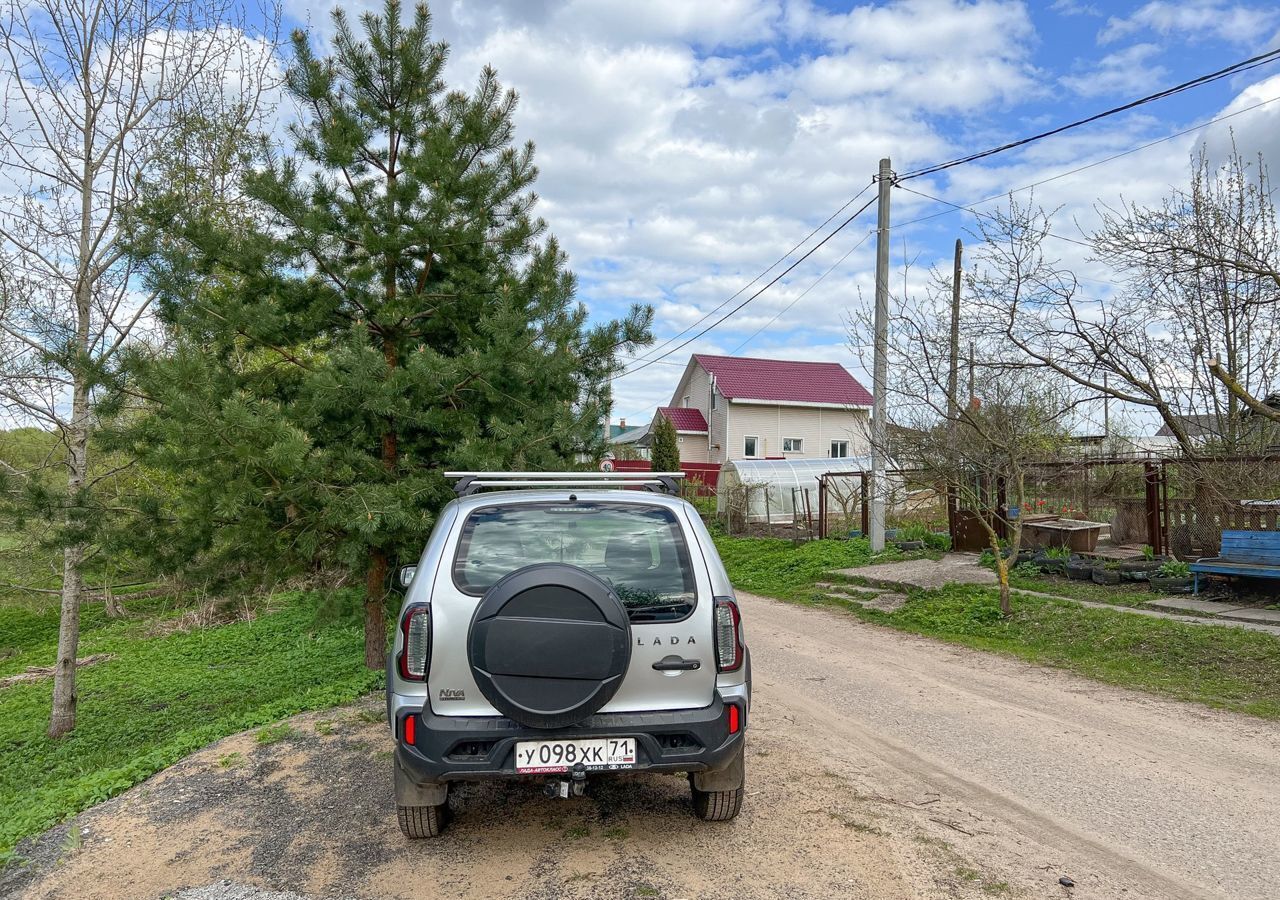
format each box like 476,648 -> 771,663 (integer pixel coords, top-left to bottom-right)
1190,530 -> 1280,595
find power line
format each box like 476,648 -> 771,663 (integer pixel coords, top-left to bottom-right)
624,180 -> 876,368
619,194 -> 880,378
891,92 -> 1280,233
730,229 -> 874,355
898,46 -> 1280,181
896,183 -> 1091,248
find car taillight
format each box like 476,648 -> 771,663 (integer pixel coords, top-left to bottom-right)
714,597 -> 743,672
398,604 -> 430,681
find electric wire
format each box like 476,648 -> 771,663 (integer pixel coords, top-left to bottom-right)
624,180 -> 876,367
898,46 -> 1280,181
891,92 -> 1280,233
730,229 -> 874,355
619,193 -> 879,377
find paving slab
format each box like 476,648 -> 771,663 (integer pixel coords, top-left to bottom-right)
836,553 -> 996,591
1145,597 -> 1247,616
1219,607 -> 1280,624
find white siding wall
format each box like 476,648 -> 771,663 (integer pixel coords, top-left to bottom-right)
677,433 -> 709,463
726,403 -> 870,461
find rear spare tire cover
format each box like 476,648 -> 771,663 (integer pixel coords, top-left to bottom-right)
468,563 -> 632,730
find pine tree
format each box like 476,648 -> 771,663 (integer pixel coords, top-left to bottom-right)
650,415 -> 681,473
119,0 -> 651,666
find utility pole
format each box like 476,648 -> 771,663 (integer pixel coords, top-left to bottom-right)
968,339 -> 976,406
946,239 -> 962,538
870,157 -> 892,553
1103,371 -> 1110,438
946,239 -> 963,430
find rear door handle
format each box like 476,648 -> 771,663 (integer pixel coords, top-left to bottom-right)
653,656 -> 701,671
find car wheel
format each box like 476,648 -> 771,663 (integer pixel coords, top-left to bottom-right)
398,801 -> 448,838
690,783 -> 743,822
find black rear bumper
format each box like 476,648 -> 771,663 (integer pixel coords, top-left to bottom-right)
395,694 -> 746,785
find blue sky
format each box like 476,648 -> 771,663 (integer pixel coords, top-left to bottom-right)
280,0 -> 1280,432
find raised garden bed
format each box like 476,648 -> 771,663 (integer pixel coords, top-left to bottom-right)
1091,567 -> 1123,586
1022,517 -> 1108,553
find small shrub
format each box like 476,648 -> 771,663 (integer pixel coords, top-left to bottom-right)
1011,562 -> 1042,578
1043,546 -> 1072,560
1141,545 -> 1156,561
1157,560 -> 1191,578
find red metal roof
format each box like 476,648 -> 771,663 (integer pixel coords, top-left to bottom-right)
692,354 -> 873,406
657,406 -> 709,432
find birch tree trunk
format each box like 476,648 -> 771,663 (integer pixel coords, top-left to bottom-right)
0,0 -> 277,737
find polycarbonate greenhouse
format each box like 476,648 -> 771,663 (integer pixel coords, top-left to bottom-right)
717,457 -> 875,525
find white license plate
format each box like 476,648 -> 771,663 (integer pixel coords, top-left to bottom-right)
515,737 -> 637,774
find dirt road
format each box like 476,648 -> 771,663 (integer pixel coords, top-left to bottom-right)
6,591 -> 1278,900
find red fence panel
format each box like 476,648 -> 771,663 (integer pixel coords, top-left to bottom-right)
603,459 -> 720,495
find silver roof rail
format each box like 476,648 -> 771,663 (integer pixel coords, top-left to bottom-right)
444,471 -> 685,498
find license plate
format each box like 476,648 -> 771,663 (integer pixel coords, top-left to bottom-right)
515,737 -> 637,774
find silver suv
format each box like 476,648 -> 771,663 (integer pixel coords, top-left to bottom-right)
386,471 -> 750,838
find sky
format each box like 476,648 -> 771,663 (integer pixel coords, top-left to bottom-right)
21,0 -> 1280,435
301,0 -> 1279,434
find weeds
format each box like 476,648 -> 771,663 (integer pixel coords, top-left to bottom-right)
0,590 -> 381,859
255,723 -> 296,745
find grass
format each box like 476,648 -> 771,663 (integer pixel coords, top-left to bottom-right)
712,534 -> 928,600
255,723 -> 297,745
1007,573 -> 1154,607
714,535 -> 1280,720
854,585 -> 1280,719
0,588 -> 382,864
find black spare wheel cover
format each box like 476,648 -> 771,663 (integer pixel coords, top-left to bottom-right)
468,563 -> 632,730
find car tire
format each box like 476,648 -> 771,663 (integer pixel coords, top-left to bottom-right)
398,801 -> 447,839
690,784 -> 743,822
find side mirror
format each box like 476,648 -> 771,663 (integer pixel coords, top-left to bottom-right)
398,565 -> 417,588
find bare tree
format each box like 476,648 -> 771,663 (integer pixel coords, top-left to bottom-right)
853,265 -> 1085,614
972,150 -> 1280,457
0,0 -> 277,737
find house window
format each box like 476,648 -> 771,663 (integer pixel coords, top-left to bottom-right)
683,395 -> 690,408
830,440 -> 849,458
744,435 -> 759,458
783,437 -> 803,453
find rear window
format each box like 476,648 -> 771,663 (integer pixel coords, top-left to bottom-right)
452,502 -> 697,622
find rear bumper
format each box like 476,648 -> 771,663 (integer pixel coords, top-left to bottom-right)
393,688 -> 747,786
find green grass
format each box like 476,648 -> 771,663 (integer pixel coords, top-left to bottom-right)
0,589 -> 381,864
855,585 -> 1280,719
1008,573 -> 1153,607
712,535 -> 926,600
715,536 -> 1280,720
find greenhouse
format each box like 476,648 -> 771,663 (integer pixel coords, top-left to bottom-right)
716,456 -> 877,525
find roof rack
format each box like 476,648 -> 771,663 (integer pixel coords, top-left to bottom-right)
445,471 -> 685,498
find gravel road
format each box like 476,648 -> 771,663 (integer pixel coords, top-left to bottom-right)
5,591 -> 1277,900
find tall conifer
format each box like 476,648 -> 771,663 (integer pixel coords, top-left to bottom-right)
122,0 -> 651,665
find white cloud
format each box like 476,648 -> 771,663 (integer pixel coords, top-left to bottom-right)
1060,43 -> 1168,97
1100,1 -> 1278,45
270,0 -> 1280,422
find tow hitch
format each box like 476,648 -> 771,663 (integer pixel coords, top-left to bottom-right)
544,763 -> 588,798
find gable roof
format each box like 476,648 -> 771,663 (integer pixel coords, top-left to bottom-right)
657,406 -> 708,433
692,354 -> 873,406
1155,414 -> 1224,439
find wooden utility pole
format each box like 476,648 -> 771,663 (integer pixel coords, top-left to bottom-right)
946,239 -> 962,539
968,339 -> 976,406
870,158 -> 892,553
947,239 -> 963,428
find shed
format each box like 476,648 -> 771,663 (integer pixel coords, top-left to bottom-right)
717,457 -> 875,524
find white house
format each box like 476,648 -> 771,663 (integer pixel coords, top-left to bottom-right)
615,354 -> 873,464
